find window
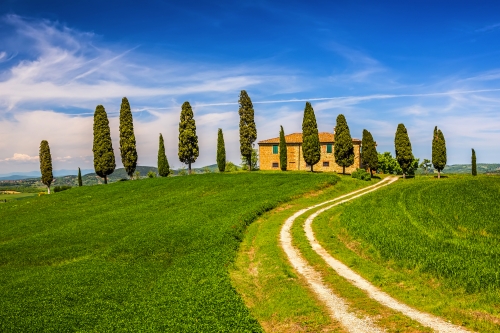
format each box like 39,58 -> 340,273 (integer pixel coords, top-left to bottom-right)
326,144 -> 333,153
272,162 -> 279,168
323,161 -> 330,167
272,145 -> 278,154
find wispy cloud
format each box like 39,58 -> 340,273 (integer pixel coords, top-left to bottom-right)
476,22 -> 500,33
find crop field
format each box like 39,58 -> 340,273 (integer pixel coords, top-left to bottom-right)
313,175 -> 500,331
0,172 -> 338,332
0,192 -> 37,203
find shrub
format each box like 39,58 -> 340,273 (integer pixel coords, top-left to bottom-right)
351,168 -> 371,181
147,171 -> 156,178
225,161 -> 238,172
178,167 -> 188,176
53,186 -> 72,193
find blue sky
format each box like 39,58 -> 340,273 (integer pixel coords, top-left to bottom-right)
1,1 -> 500,173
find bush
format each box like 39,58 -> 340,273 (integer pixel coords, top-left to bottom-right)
351,168 -> 371,181
147,171 -> 156,178
225,161 -> 238,172
53,186 -> 72,193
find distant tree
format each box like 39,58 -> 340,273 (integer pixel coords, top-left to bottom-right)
225,161 -> 238,172
394,123 -> 414,179
432,126 -> 447,179
377,152 -> 402,175
158,133 -> 170,177
334,114 -> 354,175
419,158 -> 432,176
93,105 -> 116,184
119,97 -> 138,179
178,101 -> 199,174
407,158 -> 420,177
39,140 -> 53,194
472,148 -> 477,176
279,125 -> 287,171
301,102 -> 321,172
241,149 -> 259,171
238,90 -> 257,170
217,128 -> 226,172
361,129 -> 378,176
78,167 -> 82,186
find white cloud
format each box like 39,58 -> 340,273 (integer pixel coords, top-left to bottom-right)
1,153 -> 39,162
2,15 -> 500,173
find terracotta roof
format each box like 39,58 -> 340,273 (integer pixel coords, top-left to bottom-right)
258,132 -> 360,144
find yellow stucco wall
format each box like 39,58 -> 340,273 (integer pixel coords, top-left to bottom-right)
259,143 -> 361,173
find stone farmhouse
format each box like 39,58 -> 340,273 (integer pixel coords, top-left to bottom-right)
258,131 -> 361,173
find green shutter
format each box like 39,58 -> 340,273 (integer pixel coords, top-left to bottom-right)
327,144 -> 332,153
273,145 -> 278,154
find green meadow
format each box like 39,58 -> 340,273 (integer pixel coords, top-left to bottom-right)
0,172 -> 338,332
313,175 -> 500,332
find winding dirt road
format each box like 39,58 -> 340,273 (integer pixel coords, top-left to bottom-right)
280,176 -> 472,333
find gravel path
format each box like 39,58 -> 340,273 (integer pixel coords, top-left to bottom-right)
303,176 -> 473,333
279,178 -> 395,333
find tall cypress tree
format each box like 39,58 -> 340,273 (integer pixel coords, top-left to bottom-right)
301,102 -> 321,172
78,167 -> 82,187
334,114 -> 354,174
158,133 -> 170,177
279,125 -> 287,171
394,123 -> 414,179
178,101 -> 199,174
39,140 -> 53,194
238,90 -> 257,170
217,128 -> 226,172
472,148 -> 477,176
361,129 -> 378,176
119,97 -> 138,179
432,126 -> 447,179
93,105 -> 116,184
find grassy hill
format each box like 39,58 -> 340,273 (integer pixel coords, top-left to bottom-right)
0,165 -> 225,190
0,172 -> 338,332
313,175 -> 500,332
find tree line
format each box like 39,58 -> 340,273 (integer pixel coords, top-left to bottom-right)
37,92 -> 478,193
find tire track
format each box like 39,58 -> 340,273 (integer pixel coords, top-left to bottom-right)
279,177 -> 395,333
302,177 -> 473,333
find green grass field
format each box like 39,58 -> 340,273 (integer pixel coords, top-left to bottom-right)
313,175 -> 500,332
0,192 -> 37,203
0,172 -> 338,332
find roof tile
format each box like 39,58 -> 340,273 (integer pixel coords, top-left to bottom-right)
258,132 -> 360,144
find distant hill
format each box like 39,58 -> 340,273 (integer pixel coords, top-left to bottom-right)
443,163 -> 500,174
0,169 -> 94,181
0,165 -> 227,190
0,175 -> 35,181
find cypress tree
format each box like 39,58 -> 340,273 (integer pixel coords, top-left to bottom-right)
78,167 -> 82,187
158,133 -> 170,177
39,140 -> 53,194
361,129 -> 378,176
334,114 -> 354,174
472,148 -> 477,176
93,105 -> 116,184
217,128 -> 226,172
279,125 -> 287,171
238,90 -> 257,170
394,123 -> 414,179
301,102 -> 321,172
178,101 -> 199,174
432,126 -> 447,179
119,97 -> 138,179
